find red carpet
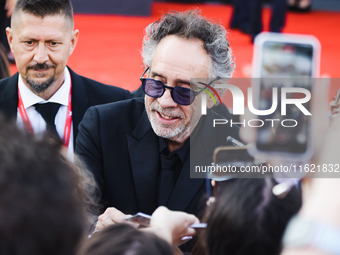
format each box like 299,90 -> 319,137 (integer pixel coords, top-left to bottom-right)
9,2 -> 340,98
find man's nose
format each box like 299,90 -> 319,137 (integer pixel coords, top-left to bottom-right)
33,43 -> 49,63
157,88 -> 177,108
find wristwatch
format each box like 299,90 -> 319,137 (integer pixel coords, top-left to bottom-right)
283,216 -> 340,255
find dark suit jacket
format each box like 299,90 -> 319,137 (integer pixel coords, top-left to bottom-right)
76,97 -> 240,216
0,67 -> 131,147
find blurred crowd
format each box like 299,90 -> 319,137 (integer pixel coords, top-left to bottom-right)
0,0 -> 339,255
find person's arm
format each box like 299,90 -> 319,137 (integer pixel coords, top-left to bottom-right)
94,205 -> 199,255
5,0 -> 17,17
94,206 -> 199,244
147,206 -> 199,246
281,116 -> 340,255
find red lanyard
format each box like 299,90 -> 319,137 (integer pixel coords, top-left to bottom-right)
18,83 -> 73,148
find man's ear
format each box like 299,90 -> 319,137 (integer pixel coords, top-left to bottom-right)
69,29 -> 79,55
206,95 -> 215,109
6,27 -> 14,53
145,65 -> 150,76
207,87 -> 226,109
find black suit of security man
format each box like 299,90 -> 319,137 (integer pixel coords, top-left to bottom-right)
0,67 -> 131,147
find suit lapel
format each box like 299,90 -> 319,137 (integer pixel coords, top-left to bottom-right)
0,74 -> 19,119
127,110 -> 159,214
69,68 -> 89,147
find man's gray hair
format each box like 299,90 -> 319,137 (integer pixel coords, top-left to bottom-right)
142,10 -> 235,79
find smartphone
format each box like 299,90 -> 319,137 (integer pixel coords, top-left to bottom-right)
250,32 -> 320,159
208,146 -> 265,181
213,146 -> 255,167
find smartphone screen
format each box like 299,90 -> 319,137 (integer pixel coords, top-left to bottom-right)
261,42 -> 314,77
256,77 -> 312,154
252,33 -> 320,158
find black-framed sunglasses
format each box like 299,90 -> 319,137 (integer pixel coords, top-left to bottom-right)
140,67 -> 205,106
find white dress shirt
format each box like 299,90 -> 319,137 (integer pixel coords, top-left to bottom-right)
17,67 -> 74,158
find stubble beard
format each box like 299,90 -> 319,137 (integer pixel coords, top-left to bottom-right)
25,63 -> 56,94
147,102 -> 192,143
26,75 -> 55,94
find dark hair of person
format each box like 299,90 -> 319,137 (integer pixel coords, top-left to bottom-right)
195,178 -> 301,255
142,10 -> 235,79
0,45 -> 10,79
78,224 -> 174,255
0,116 -> 88,255
13,0 -> 73,22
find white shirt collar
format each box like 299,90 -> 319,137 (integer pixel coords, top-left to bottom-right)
18,67 -> 71,109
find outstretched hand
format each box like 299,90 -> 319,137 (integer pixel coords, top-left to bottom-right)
149,206 -> 200,246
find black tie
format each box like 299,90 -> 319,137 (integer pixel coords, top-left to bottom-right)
158,151 -> 180,205
34,102 -> 61,138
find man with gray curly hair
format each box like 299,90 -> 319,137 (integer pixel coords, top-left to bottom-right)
142,10 -> 235,79
76,10 -> 239,230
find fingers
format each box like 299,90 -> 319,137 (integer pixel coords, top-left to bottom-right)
150,206 -> 201,246
95,207 -> 127,232
177,213 -> 198,239
151,206 -> 198,229
95,206 -> 201,247
184,214 -> 199,229
151,205 -> 167,218
186,226 -> 196,237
